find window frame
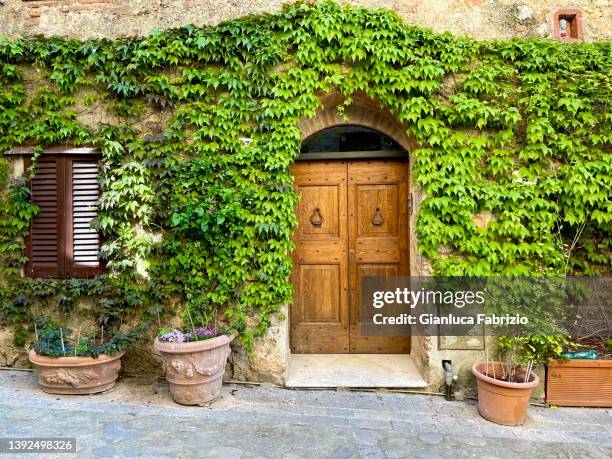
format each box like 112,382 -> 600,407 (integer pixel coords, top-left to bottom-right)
553,9 -> 584,42
24,150 -> 106,279
298,124 -> 409,161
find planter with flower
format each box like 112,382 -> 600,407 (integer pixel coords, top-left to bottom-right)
154,326 -> 232,405
28,318 -> 145,395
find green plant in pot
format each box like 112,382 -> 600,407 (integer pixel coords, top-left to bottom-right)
472,335 -> 573,425
471,278 -> 574,425
473,334 -> 573,425
28,317 -> 145,395
154,310 -> 233,406
545,276 -> 612,407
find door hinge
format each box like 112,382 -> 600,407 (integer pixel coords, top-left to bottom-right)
408,192 -> 414,215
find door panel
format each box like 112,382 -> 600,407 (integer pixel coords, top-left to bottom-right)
348,161 -> 411,353
356,184 -> 399,238
291,159 -> 410,354
299,264 -> 341,321
291,161 -> 349,353
297,185 -> 339,238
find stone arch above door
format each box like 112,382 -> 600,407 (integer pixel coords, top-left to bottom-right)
298,93 -> 415,153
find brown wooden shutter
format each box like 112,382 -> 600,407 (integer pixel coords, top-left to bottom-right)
26,154 -> 105,279
65,158 -> 105,277
26,157 -> 65,278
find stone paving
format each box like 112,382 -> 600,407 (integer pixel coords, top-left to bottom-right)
0,370 -> 610,458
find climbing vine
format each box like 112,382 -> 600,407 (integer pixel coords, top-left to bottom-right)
0,1 -> 610,350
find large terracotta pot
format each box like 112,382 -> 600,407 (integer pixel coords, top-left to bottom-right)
28,350 -> 125,395
154,334 -> 231,406
546,359 -> 612,407
472,361 -> 539,426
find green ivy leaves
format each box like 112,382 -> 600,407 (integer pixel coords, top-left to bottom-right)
0,1 -> 610,351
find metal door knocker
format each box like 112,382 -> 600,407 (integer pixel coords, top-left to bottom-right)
371,207 -> 384,226
310,207 -> 323,227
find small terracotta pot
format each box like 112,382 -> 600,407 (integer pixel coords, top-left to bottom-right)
28,350 -> 125,395
472,361 -> 539,426
154,335 -> 231,406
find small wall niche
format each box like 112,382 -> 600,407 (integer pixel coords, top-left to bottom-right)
554,9 -> 584,41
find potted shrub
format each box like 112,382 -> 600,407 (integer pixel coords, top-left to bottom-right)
471,277 -> 587,425
28,318 -> 145,395
154,326 -> 232,406
472,335 -> 570,426
546,277 -> 612,407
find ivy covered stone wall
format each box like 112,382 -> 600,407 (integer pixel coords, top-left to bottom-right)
0,1 -> 610,380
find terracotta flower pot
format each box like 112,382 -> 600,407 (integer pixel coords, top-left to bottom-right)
154,334 -> 231,406
28,349 -> 125,395
546,359 -> 612,407
472,361 -> 539,426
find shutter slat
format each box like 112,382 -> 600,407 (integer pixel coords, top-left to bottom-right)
73,185 -> 99,190
32,179 -> 57,185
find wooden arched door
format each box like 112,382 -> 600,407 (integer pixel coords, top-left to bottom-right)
290,158 -> 411,353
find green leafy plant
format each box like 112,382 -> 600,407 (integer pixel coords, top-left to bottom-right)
31,317 -> 149,358
0,1 -> 609,353
497,335 -> 577,368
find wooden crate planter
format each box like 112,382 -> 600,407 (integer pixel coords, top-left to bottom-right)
546,360 -> 612,407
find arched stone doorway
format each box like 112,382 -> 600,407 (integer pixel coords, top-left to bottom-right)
298,92 -> 415,152
286,95 -> 426,387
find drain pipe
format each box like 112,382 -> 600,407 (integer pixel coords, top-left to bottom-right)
442,360 -> 457,401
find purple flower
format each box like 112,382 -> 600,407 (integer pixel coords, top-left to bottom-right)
159,329 -> 188,343
193,328 -> 216,336
158,327 -> 219,343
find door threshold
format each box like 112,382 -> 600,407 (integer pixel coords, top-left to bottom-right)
285,354 -> 427,388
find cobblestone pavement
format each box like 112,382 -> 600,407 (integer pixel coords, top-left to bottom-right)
0,370 -> 610,459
